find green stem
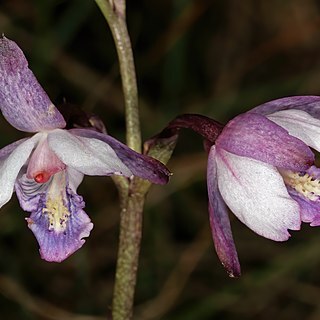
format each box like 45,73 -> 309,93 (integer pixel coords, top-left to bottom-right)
112,175 -> 129,209
95,1 -> 145,319
95,0 -> 141,153
112,180 -> 145,319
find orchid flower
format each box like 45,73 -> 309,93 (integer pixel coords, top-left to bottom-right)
146,97 -> 320,277
209,96 -> 320,276
0,37 -> 170,262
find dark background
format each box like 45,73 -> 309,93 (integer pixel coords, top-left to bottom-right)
0,0 -> 320,319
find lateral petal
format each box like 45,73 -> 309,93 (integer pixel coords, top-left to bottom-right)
267,109 -> 320,152
0,137 -> 29,159
250,95 -> 320,118
0,134 -> 41,208
47,129 -> 133,177
216,113 -> 314,171
207,146 -> 240,277
216,149 -> 301,241
0,37 -> 65,132
66,128 -> 171,184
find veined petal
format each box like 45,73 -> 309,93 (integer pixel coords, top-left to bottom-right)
0,37 -> 66,132
15,170 -> 93,262
47,129 -> 133,177
0,134 -> 41,208
207,146 -> 240,277
216,148 -> 301,241
216,113 -> 314,171
267,109 -> 320,152
250,95 -> 320,118
56,128 -> 171,184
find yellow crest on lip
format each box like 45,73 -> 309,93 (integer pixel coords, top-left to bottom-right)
281,170 -> 320,201
42,171 -> 71,232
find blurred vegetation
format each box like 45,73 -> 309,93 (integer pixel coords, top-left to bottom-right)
1,0 -> 320,319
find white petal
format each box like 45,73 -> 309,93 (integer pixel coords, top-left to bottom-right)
0,133 -> 41,207
68,167 -> 84,191
267,109 -> 320,152
216,149 -> 301,241
47,129 -> 132,177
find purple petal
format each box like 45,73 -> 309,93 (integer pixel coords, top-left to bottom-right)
69,128 -> 171,185
216,148 -> 301,241
207,146 -> 240,277
216,112 -> 314,171
289,189 -> 320,226
267,109 -> 320,152
15,170 -> 93,262
0,37 -> 66,132
250,95 -> 320,118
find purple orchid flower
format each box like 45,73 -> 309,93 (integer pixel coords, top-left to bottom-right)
0,36 -> 170,262
209,96 -> 320,277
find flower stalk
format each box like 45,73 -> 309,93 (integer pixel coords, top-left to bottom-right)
95,0 -> 141,153
94,1 -> 145,319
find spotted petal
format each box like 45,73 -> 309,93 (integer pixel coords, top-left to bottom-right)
15,169 -> 93,262
215,148 -> 301,241
207,146 -> 240,277
0,37 -> 66,132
